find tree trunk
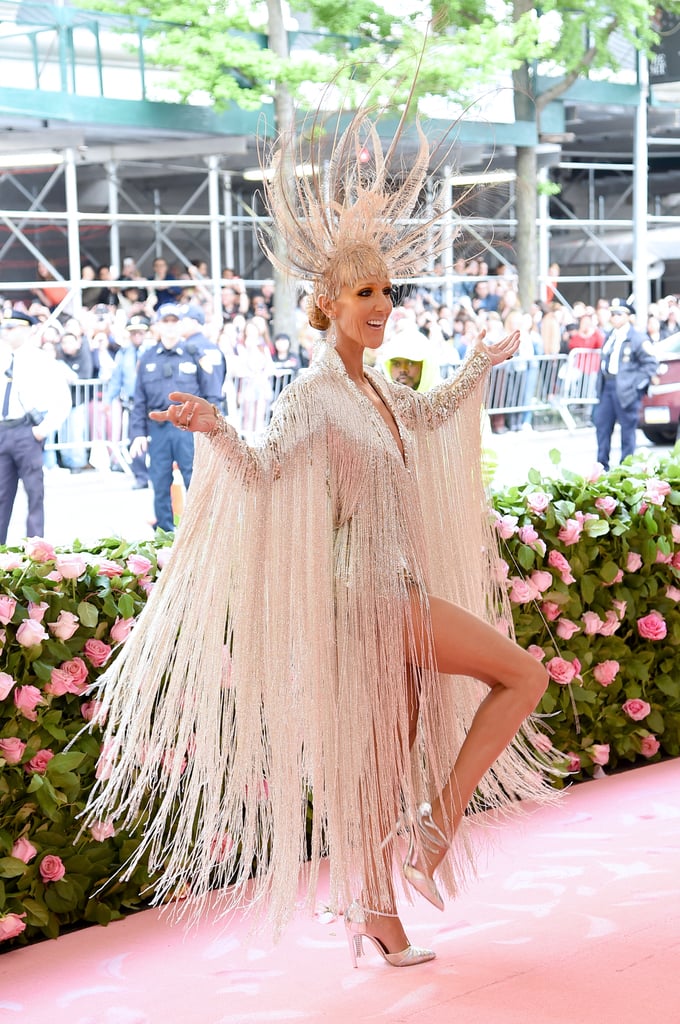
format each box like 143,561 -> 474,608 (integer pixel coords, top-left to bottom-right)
512,0 -> 538,312
265,0 -> 297,341
514,144 -> 538,312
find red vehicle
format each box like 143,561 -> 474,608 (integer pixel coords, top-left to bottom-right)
639,332 -> 680,445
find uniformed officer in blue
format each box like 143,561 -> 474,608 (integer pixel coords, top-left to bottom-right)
0,309 -> 71,544
593,298 -> 658,470
129,304 -> 222,532
105,313 -> 153,489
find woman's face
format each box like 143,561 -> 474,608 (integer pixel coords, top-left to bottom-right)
325,276 -> 393,352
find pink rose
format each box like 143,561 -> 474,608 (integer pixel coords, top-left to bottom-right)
127,553 -> 152,576
156,546 -> 173,568
546,657 -> 578,685
46,657 -> 89,697
655,549 -> 673,564
530,570 -> 553,593
558,519 -> 583,545
541,601 -> 561,621
24,537 -> 56,563
508,577 -> 540,604
603,569 -> 624,586
11,837 -> 37,863
556,618 -> 580,640
13,685 -> 43,721
110,616 -> 135,643
582,611 -> 603,635
0,595 -> 17,625
0,552 -> 23,570
80,699 -> 105,723
0,913 -> 26,941
594,496 -> 618,516
0,671 -> 15,700
47,610 -> 80,641
15,619 -> 47,648
518,525 -> 539,545
138,576 -> 154,596
566,751 -> 581,773
527,644 -> 546,661
529,732 -> 553,754
593,660 -> 620,686
585,463 -> 604,483
672,523 -> 680,544
644,478 -> 671,505
626,552 -> 643,572
26,749 -> 54,775
39,854 -> 66,883
28,601 -> 49,622
590,743 -> 610,766
495,513 -> 518,539
599,610 -> 622,636
0,737 -> 27,764
91,558 -> 124,578
83,639 -> 112,668
637,611 -> 667,641
526,491 -> 550,514
547,549 -> 576,584
666,586 -> 680,602
575,510 -> 598,525
673,552 -> 680,571
55,554 -> 87,579
640,735 -> 660,758
622,698 -> 651,721
612,599 -> 627,619
90,820 -> 116,842
493,559 -> 509,583
96,740 -> 117,780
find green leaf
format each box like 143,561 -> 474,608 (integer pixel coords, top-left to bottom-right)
600,561 -> 621,583
0,857 -> 27,878
23,897 -> 51,926
584,519 -> 610,537
46,752 -> 86,775
646,710 -> 665,733
549,448 -> 562,465
118,593 -> 136,619
517,544 -> 536,570
77,601 -> 100,628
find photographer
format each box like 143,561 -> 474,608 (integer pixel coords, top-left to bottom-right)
0,309 -> 71,544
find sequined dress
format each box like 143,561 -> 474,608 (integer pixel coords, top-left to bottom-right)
85,341 -> 553,933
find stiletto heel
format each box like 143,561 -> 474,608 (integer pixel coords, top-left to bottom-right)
343,901 -> 435,968
402,802 -> 449,912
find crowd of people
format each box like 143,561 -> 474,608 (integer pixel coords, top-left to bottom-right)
2,251 -> 679,539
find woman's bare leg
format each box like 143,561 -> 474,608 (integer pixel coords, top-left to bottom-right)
408,593 -> 548,875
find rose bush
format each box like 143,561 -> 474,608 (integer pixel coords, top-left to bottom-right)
0,534 -> 172,949
493,448 -> 680,783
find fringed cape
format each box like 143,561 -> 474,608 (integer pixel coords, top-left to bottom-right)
83,342 -> 555,935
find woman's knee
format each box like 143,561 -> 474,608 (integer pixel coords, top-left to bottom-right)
522,655 -> 549,713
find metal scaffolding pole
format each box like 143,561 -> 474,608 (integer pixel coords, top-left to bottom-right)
633,51 -> 649,323
64,147 -> 82,315
207,154 -> 222,316
106,160 -> 120,277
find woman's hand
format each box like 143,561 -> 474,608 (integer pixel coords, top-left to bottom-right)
474,329 -> 521,366
149,391 -> 219,433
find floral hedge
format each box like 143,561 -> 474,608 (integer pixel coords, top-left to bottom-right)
0,535 -> 172,949
493,448 -> 680,780
1,448 -> 680,949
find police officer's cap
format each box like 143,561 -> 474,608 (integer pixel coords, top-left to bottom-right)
156,303 -> 181,321
1,308 -> 37,329
126,314 -> 151,332
180,304 -> 205,325
610,298 -> 635,316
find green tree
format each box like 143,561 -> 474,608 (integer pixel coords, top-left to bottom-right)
83,0 -> 680,314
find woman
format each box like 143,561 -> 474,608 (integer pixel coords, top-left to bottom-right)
84,105 -> 555,966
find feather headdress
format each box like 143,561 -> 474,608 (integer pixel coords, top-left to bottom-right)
258,95 -> 458,316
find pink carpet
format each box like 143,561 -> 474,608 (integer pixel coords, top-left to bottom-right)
2,759 -> 679,1024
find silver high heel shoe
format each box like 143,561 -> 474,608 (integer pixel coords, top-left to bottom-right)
402,802 -> 449,912
344,901 -> 435,968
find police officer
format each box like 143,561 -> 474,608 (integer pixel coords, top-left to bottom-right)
179,304 -> 227,413
593,298 -> 658,470
129,303 -> 222,532
105,313 -> 152,489
0,309 -> 71,544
